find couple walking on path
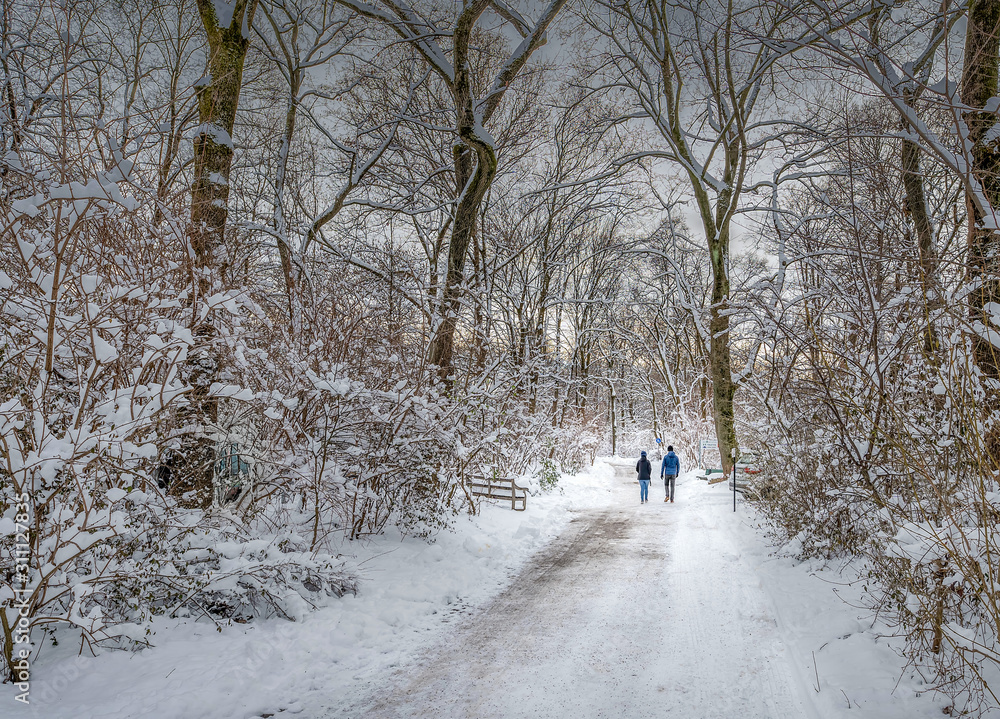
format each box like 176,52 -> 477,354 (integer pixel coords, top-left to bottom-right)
636,448 -> 679,503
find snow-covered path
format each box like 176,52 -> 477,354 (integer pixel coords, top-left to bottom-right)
3,462 -> 959,719
334,471 -> 816,719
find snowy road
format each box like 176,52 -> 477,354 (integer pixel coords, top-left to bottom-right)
334,472 -> 818,719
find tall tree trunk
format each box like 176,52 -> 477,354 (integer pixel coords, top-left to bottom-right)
901,111 -> 942,362
422,0 -> 569,381
274,68 -> 301,328
470,206 -> 489,373
190,0 -> 257,285
682,169 -> 737,472
427,3 -> 497,378
654,15 -> 742,474
708,217 -> 737,472
176,0 -> 258,508
333,0 -> 570,383
961,0 -> 1000,462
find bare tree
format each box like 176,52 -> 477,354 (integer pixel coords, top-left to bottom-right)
331,0 -> 572,380
254,0 -> 371,324
584,0 -> 805,471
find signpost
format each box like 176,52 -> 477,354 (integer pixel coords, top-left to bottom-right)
732,446 -> 737,512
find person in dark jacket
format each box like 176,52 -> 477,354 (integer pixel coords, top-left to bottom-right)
636,451 -> 652,503
661,446 -> 680,503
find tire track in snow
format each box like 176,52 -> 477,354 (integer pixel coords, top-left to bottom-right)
332,474 -> 814,719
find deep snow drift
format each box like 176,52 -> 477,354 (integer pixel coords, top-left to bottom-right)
2,460 -> 963,718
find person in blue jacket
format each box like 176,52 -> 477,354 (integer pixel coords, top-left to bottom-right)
636,451 -> 652,503
661,446 -> 680,503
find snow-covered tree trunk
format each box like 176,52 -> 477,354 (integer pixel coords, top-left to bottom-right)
961,0 -> 1000,460
179,0 -> 259,507
901,130 -> 943,359
426,0 -> 570,380
190,0 -> 257,284
707,206 -> 737,474
428,0 -> 498,376
273,66 -> 301,326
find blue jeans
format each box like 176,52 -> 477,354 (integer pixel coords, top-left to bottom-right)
639,479 -> 649,501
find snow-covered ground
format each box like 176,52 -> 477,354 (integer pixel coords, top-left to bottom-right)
733,509 -> 959,717
2,459 -> 958,718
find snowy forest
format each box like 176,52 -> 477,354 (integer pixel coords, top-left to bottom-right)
3,0 -> 1000,713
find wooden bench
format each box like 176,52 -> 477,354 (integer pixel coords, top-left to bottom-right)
467,475 -> 528,511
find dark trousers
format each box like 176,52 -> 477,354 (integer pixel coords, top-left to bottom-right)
664,475 -> 676,500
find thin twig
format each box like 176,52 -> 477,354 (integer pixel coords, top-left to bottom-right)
812,650 -> 821,692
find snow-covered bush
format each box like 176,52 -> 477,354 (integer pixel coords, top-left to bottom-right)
746,316 -> 1000,708
0,18 -> 363,676
0,155 -> 369,676
738,111 -> 1000,710
0,125 -> 191,668
533,457 -> 560,491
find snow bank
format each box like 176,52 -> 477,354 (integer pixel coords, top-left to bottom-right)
730,490 -> 960,718
1,463 -> 614,719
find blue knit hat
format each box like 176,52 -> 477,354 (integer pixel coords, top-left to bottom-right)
640,451 -> 647,457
